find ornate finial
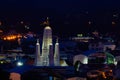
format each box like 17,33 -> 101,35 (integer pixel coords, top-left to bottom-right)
37,39 -> 39,43
46,17 -> 50,26
56,37 -> 59,43
47,17 -> 49,21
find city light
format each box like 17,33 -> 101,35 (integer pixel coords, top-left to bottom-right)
17,61 -> 23,66
2,34 -> 22,41
0,21 -> 2,26
0,61 -> 4,64
112,21 -> 116,25
0,29 -> 3,33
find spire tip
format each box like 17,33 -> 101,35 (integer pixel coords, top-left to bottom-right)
46,17 -> 49,26
56,37 -> 59,43
37,39 -> 39,43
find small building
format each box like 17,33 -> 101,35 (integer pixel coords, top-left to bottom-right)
88,52 -> 115,65
73,54 -> 88,65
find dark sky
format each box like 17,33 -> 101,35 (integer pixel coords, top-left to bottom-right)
0,0 -> 120,37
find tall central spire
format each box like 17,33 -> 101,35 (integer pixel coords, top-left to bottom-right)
42,17 -> 52,66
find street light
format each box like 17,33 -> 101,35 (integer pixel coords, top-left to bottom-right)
17,61 -> 23,66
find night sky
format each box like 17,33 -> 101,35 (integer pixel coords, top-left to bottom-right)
0,0 -> 120,37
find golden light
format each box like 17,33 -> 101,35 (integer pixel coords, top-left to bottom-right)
2,34 -> 22,41
7,36 -> 11,40
3,37 -> 6,40
109,70 -> 112,72
17,34 -> 22,38
102,72 -> 107,79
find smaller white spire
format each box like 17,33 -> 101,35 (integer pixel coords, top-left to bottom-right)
34,39 -> 41,66
36,39 -> 40,45
56,37 -> 59,43
54,38 -> 60,66
37,39 -> 39,43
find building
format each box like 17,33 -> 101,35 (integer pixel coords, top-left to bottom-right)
34,18 -> 60,66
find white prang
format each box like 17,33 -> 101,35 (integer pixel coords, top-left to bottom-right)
34,24 -> 60,66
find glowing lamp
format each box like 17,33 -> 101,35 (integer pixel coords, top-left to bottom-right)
17,61 -> 23,66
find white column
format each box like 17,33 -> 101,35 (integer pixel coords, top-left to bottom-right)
49,44 -> 54,66
34,39 -> 41,66
54,40 -> 60,66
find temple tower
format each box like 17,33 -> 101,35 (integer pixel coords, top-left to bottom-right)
42,17 -> 52,66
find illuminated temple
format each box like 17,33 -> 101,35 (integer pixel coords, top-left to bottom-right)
34,18 -> 60,66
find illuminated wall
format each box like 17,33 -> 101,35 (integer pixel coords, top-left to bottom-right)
73,54 -> 88,64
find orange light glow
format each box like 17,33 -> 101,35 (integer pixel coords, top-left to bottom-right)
2,34 -> 22,41
0,30 -> 3,33
109,70 -> 112,72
